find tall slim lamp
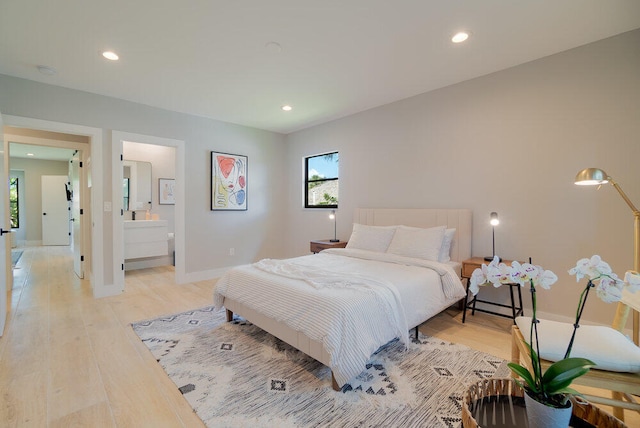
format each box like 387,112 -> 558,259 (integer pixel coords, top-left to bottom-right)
484,212 -> 500,261
329,210 -> 339,242
575,167 -> 640,344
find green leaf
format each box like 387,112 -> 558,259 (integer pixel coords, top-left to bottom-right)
542,358 -> 595,394
522,341 -> 543,386
507,363 -> 538,392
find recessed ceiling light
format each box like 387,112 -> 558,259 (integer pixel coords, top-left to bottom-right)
37,65 -> 57,76
451,32 -> 470,43
27,153 -> 35,156
102,51 -> 119,61
282,105 -> 292,111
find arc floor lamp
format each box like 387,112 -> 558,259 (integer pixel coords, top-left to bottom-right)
575,167 -> 640,344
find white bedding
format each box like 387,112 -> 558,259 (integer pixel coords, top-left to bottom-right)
213,248 -> 466,387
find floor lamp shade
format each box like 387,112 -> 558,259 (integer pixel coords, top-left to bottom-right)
575,167 -> 640,344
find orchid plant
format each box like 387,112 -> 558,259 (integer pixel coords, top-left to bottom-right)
470,255 -> 640,408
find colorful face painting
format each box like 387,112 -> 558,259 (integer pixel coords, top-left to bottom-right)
211,152 -> 247,210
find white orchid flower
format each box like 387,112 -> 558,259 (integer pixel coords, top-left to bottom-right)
486,262 -> 510,288
508,261 -> 530,287
568,255 -> 612,281
594,276 -> 623,303
537,268 -> 558,290
469,265 -> 488,295
624,270 -> 640,293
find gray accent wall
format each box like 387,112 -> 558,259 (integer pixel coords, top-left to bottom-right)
285,29 -> 640,325
0,74 -> 287,287
1,28 -> 638,325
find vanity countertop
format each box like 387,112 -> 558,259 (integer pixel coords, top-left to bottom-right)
124,219 -> 168,228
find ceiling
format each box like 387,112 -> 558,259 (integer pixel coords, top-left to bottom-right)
6,127 -> 87,161
9,143 -> 75,162
1,1 -> 639,135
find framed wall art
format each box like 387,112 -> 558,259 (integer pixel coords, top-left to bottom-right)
159,178 -> 175,205
211,151 -> 247,211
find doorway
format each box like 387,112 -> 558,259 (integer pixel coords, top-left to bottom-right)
2,115 -> 106,298
111,131 -> 186,292
6,131 -> 88,276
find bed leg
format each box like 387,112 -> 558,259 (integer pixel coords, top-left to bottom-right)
226,309 -> 233,322
414,326 -> 419,341
331,372 -> 340,391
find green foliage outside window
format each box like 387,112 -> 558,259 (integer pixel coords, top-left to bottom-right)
305,152 -> 339,208
9,177 -> 19,228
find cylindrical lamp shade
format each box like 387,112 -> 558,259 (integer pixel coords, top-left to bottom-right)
489,212 -> 499,226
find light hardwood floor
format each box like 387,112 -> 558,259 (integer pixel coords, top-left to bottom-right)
1,246 -> 636,426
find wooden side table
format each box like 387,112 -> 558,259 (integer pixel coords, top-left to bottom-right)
310,239 -> 347,253
461,257 -> 523,324
462,378 -> 627,428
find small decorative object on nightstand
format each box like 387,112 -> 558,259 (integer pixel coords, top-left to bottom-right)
310,239 -> 347,254
461,257 -> 523,323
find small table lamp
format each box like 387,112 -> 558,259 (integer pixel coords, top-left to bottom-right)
329,210 -> 339,242
484,212 -> 500,261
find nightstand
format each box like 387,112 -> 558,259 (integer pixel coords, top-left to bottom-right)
461,257 -> 523,324
310,239 -> 347,253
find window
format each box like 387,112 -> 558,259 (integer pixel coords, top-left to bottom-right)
305,152 -> 339,208
9,177 -> 19,228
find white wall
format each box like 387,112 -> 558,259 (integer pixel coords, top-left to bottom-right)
9,158 -> 69,244
0,74 -> 287,288
284,29 -> 640,326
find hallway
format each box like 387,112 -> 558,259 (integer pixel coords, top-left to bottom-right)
1,245 -> 213,427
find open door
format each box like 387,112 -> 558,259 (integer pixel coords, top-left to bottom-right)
70,152 -> 83,278
0,111 -> 10,336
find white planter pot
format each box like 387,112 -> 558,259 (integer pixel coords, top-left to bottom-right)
524,391 -> 573,428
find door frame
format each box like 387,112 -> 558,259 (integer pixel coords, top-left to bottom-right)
111,131 -> 186,291
4,115 -> 105,296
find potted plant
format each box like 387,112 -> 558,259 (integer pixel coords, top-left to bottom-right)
469,255 -> 640,427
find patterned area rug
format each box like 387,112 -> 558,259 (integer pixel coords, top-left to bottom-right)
132,307 -> 509,427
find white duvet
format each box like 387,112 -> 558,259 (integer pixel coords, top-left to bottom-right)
213,248 -> 465,387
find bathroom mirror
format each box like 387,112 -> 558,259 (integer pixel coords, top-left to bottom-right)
123,160 -> 152,211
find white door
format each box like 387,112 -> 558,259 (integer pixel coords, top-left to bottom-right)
0,111 -> 9,336
42,175 -> 70,245
70,154 -> 83,278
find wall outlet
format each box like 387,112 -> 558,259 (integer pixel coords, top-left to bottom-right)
229,247 -> 235,256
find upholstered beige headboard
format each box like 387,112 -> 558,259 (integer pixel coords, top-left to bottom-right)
353,208 -> 472,263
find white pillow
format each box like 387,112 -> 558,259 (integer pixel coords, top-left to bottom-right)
438,228 -> 456,263
386,225 -> 445,261
345,224 -> 397,253
515,316 -> 640,373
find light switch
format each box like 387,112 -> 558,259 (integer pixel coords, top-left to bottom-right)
104,201 -> 112,212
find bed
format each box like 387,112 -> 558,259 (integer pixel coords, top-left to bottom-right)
213,208 -> 472,390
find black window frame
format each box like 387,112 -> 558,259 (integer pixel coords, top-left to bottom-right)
304,152 -> 339,209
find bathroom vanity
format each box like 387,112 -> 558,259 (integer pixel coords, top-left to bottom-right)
124,220 -> 169,259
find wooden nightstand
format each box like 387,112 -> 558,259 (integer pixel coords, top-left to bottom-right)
461,257 -> 523,324
310,239 -> 347,253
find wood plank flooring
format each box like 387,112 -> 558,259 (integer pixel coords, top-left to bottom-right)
1,246 -> 636,426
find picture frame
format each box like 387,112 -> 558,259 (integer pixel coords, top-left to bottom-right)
159,178 -> 175,205
211,151 -> 247,211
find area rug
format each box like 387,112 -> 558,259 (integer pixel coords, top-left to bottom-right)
132,307 -> 509,427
